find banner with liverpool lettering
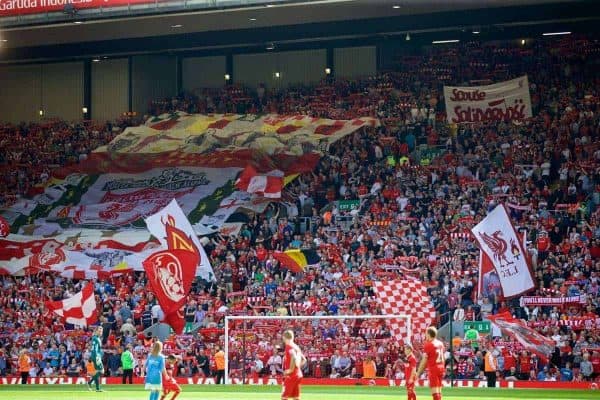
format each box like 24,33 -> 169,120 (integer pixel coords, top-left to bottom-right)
471,204 -> 534,298
48,167 -> 240,228
443,76 -> 532,124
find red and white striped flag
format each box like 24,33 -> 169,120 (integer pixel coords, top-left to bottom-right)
488,312 -> 555,361
45,283 -> 98,327
373,280 -> 436,343
235,165 -> 283,198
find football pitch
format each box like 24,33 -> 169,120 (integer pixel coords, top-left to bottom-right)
0,385 -> 596,400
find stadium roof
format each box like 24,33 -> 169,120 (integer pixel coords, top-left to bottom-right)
0,0 -> 598,63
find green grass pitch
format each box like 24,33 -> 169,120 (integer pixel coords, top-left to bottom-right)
0,385 -> 596,400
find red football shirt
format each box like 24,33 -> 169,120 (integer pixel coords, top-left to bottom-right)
423,339 -> 445,371
283,344 -> 303,378
404,353 -> 417,379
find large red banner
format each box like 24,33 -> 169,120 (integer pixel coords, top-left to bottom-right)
0,0 -> 159,17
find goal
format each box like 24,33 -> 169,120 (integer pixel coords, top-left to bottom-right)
224,314 -> 411,384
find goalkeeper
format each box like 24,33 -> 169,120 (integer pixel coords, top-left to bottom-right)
88,326 -> 105,392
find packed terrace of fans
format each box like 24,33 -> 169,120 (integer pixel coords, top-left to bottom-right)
0,36 -> 599,382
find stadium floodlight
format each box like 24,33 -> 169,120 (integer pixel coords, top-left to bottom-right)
432,39 -> 459,44
224,314 -> 411,385
542,31 -> 571,36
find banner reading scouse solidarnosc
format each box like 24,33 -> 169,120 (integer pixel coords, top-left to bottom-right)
443,75 -> 532,124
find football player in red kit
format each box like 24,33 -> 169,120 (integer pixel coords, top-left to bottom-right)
404,344 -> 417,400
413,326 -> 445,400
281,329 -> 306,400
160,355 -> 181,400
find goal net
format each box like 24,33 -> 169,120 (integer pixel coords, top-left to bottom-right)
224,314 -> 411,384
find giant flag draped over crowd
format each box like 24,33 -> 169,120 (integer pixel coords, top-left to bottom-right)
0,113 -> 377,278
471,204 -> 535,299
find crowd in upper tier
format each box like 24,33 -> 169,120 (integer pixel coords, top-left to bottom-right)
0,36 -> 599,383
0,120 -> 128,208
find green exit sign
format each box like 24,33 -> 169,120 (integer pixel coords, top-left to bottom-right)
464,321 -> 491,334
338,199 -> 360,212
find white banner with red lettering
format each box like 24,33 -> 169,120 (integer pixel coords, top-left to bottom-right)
527,317 -> 600,331
471,204 -> 534,298
520,295 -> 586,307
444,76 -> 532,124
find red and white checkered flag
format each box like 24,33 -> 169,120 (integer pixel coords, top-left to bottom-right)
373,280 -> 436,343
45,283 -> 98,327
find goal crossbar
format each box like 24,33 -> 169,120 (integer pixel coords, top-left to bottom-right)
223,314 -> 411,384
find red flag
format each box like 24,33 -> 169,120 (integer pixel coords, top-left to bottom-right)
143,249 -> 198,315
164,309 -> 185,335
0,216 -> 10,237
235,165 -> 283,198
163,215 -> 200,256
144,202 -> 202,332
45,284 -> 98,327
487,312 -> 555,361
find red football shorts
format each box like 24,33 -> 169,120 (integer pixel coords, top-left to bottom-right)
282,376 -> 301,398
428,366 -> 445,388
163,379 -> 181,394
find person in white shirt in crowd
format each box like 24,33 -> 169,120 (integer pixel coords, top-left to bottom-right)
267,350 -> 282,376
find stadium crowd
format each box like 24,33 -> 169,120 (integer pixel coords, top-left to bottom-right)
0,35 -> 599,384
0,120 -> 130,208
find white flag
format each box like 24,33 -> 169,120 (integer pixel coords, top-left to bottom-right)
471,205 -> 534,298
145,199 -> 215,281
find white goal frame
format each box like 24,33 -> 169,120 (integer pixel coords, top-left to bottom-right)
224,314 -> 411,384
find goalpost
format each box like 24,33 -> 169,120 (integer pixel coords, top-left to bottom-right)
224,314 -> 411,385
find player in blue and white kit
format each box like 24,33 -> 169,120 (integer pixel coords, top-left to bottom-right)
145,340 -> 166,400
